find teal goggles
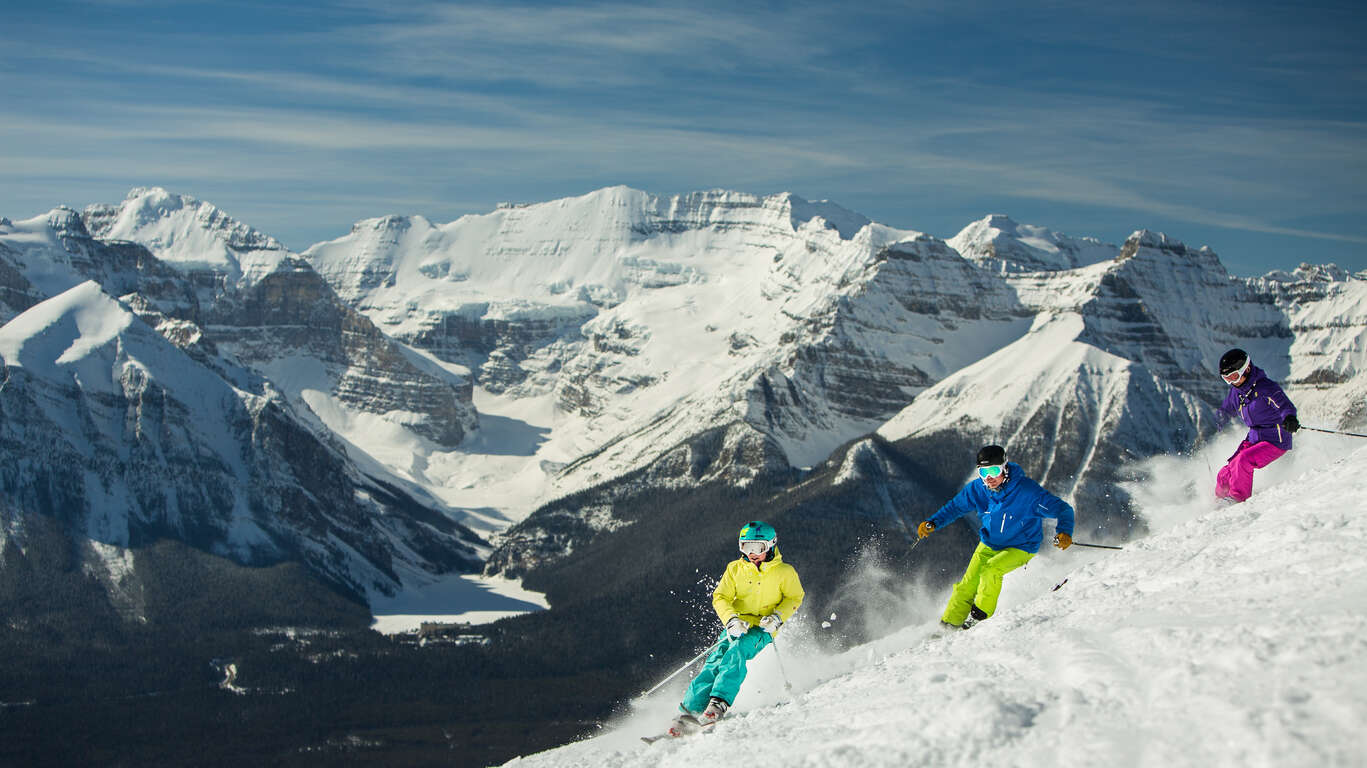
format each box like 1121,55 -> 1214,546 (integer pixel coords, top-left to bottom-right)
977,464 -> 1005,479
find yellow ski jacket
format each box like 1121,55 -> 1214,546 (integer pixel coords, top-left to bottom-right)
712,550 -> 804,631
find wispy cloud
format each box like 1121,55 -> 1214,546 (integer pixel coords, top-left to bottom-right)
1,1 -> 1363,271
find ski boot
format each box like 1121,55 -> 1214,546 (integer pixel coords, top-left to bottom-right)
668,707 -> 702,738
699,696 -> 729,728
960,604 -> 989,630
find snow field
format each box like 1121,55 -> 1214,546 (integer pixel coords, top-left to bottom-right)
505,437 -> 1367,768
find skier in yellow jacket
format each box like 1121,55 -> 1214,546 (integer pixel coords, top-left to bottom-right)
670,520 -> 804,736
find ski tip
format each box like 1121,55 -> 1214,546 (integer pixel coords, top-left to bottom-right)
641,733 -> 674,745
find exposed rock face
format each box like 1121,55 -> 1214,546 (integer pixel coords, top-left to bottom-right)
211,258 -> 477,446
0,241 -> 45,322
774,235 -> 1030,424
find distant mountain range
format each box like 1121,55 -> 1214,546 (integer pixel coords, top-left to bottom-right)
2,186 -> 1364,614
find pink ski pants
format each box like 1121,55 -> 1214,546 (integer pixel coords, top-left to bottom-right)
1215,440 -> 1286,503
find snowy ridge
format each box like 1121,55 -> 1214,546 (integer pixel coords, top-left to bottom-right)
877,314 -> 1206,457
949,214 -> 1117,274
83,187 -> 289,286
505,438 -> 1367,768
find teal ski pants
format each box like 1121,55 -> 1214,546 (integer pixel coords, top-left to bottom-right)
681,627 -> 772,712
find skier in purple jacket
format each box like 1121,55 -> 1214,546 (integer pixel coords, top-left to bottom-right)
1215,348 -> 1299,503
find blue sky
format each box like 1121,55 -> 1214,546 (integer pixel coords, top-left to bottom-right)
3,0 -> 1365,275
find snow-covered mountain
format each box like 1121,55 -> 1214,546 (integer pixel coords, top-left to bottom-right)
501,439 -> 1367,768
949,213 -> 1116,274
303,188 -> 1038,517
81,188 -> 480,450
871,229 -> 1359,539
0,197 -> 487,601
0,280 -> 484,598
4,185 -> 1365,619
295,190 -> 1351,583
301,191 -> 1365,528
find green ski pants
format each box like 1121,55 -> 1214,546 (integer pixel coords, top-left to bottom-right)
941,542 -> 1035,625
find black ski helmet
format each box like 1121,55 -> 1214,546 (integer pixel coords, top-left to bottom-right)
976,444 -> 1006,467
1219,348 -> 1250,376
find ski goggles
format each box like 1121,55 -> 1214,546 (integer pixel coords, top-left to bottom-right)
977,464 -> 1005,479
739,540 -> 773,555
1221,358 -> 1251,383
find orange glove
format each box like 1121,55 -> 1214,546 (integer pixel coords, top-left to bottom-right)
917,521 -> 935,539
1054,532 -> 1072,550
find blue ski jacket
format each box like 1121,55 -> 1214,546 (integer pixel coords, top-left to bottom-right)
928,462 -> 1075,553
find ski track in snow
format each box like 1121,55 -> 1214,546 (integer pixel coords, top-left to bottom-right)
504,439 -> 1367,768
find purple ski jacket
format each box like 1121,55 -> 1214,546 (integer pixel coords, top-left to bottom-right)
1219,364 -> 1298,450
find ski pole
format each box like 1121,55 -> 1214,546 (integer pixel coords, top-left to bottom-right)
641,639 -> 722,697
1072,541 -> 1123,550
770,640 -> 794,694
1301,426 -> 1367,439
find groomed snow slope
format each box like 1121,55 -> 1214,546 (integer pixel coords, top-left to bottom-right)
505,437 -> 1367,768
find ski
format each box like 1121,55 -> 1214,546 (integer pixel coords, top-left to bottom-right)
641,734 -> 673,744
642,717 -> 717,744
642,727 -> 715,744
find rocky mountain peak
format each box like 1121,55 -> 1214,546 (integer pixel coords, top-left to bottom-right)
983,213 -> 1021,232
950,214 -> 1115,274
1117,230 -> 1227,278
81,188 -> 285,286
47,206 -> 92,239
1121,229 -> 1186,257
783,193 -> 871,240
1291,263 -> 1351,282
351,213 -> 429,236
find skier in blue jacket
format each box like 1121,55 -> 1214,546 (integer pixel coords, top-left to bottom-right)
916,445 -> 1074,630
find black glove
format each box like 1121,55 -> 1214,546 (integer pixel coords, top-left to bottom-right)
1283,414 -> 1300,433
